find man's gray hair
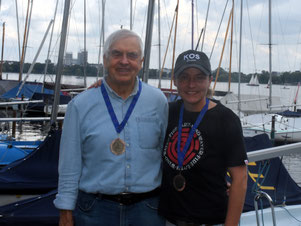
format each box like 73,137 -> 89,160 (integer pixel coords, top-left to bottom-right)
103,29 -> 144,60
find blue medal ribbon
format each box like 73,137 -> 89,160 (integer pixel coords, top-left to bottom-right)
177,98 -> 209,168
101,80 -> 142,134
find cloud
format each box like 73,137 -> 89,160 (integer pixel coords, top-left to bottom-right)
1,0 -> 300,74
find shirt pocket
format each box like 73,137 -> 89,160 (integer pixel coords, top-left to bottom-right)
136,116 -> 161,149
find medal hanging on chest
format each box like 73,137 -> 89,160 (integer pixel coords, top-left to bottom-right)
174,98 -> 209,191
101,80 -> 142,155
110,137 -> 126,155
173,172 -> 186,192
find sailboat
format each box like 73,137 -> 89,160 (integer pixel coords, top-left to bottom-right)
0,0 -> 70,223
242,113 -> 301,143
237,0 -> 301,223
0,0 -> 157,224
247,74 -> 259,86
241,0 -> 301,143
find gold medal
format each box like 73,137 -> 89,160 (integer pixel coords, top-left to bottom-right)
110,138 -> 126,155
173,173 -> 186,192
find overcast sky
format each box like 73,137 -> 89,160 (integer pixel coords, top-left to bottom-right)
1,0 -> 301,75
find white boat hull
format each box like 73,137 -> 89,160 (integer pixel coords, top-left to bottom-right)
242,113 -> 301,143
240,204 -> 301,225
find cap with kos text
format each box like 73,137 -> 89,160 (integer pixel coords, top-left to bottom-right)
174,50 -> 211,78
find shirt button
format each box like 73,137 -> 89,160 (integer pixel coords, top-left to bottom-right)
126,143 -> 130,147
127,165 -> 130,169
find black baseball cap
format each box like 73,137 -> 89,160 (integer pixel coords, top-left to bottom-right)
174,50 -> 211,78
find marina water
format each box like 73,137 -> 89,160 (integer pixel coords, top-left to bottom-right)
2,73 -> 301,185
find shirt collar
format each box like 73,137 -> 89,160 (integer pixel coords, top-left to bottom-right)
103,76 -> 139,99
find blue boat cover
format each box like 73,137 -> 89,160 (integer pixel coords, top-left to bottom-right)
0,129 -> 61,192
0,132 -> 301,223
0,143 -> 28,166
243,134 -> 301,212
277,110 -> 301,117
1,82 -> 54,99
31,92 -> 71,105
0,189 -> 59,226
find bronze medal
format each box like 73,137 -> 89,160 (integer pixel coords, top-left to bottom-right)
110,138 -> 126,155
173,173 -> 186,192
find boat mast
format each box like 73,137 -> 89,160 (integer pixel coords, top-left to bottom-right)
42,0 -> 59,93
0,22 -> 4,80
130,0 -> 133,30
51,0 -> 71,126
268,0 -> 272,109
158,0 -> 162,88
228,0 -> 234,93
97,0 -> 105,81
170,0 -> 180,90
238,0 -> 243,118
192,0 -> 194,49
16,20 -> 54,98
15,0 -> 21,61
201,0 -> 210,51
142,0 -> 156,83
18,0 -> 31,81
83,0 -> 87,87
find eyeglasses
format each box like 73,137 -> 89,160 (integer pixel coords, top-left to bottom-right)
110,50 -> 140,60
177,74 -> 208,84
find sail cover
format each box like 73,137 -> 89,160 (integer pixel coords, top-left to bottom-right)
0,129 -> 61,192
1,82 -> 54,99
0,190 -> 59,226
243,134 -> 301,212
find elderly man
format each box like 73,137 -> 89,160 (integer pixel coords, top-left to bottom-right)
54,29 -> 168,226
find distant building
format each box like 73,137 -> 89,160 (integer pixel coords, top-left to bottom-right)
64,50 -> 88,66
64,52 -> 73,65
77,50 -> 88,66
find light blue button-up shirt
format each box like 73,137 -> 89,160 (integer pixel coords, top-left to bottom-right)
54,77 -> 168,210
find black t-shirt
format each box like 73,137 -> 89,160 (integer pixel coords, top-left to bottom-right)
158,99 -> 247,225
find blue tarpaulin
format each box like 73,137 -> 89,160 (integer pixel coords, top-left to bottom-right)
1,82 -> 54,99
0,132 -> 301,223
0,129 -> 61,192
277,110 -> 301,117
243,134 -> 301,212
0,190 -> 59,226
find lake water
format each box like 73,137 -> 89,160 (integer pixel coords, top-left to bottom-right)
1,73 -> 301,185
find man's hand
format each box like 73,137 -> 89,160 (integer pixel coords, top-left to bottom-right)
59,210 -> 74,226
88,79 -> 102,89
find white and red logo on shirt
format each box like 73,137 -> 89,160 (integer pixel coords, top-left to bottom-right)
163,123 -> 205,170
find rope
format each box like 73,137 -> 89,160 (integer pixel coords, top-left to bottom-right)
279,206 -> 301,223
252,160 -> 271,193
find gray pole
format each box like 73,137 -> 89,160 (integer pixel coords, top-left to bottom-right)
268,0 -> 272,109
238,0 -> 243,118
201,0 -> 210,51
16,20 -> 54,97
43,0 -> 59,93
158,0 -> 162,88
15,0 -> 21,61
50,0 -> 71,126
83,0 -> 87,87
192,0 -> 194,49
97,0 -> 105,80
130,0 -> 133,30
142,0 -> 155,83
21,0 -> 33,75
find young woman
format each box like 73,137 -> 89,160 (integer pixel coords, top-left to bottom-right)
158,50 -> 248,226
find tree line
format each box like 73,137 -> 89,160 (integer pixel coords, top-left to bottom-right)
1,61 -> 301,85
